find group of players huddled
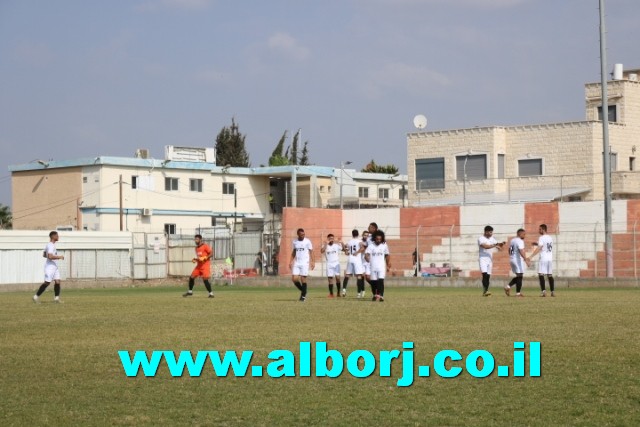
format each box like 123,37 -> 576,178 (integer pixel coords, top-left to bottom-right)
289,222 -> 391,302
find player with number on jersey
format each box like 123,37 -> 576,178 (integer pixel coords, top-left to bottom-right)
530,224 -> 555,297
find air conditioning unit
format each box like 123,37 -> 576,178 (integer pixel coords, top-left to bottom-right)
135,148 -> 150,159
142,208 -> 153,216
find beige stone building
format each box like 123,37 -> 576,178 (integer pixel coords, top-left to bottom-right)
407,67 -> 640,205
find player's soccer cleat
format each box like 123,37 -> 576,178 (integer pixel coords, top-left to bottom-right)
379,296 -> 385,302
341,289 -> 346,297
208,293 -> 215,298
361,291 -> 365,298
328,294 -> 335,298
540,290 -> 546,297
482,291 -> 492,297
516,293 -> 524,298
299,296 -> 306,302
550,291 -> 555,297
372,295 -> 377,301
32,295 -> 39,304
183,291 -> 193,297
503,286 -> 510,296
54,297 -> 62,304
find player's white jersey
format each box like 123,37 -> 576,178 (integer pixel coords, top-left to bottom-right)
537,235 -> 553,261
324,242 -> 342,264
478,236 -> 497,259
292,238 -> 313,265
44,242 -> 58,267
509,237 -> 525,263
366,242 -> 389,272
346,239 -> 363,261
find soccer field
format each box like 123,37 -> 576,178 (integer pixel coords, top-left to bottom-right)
1,285 -> 639,426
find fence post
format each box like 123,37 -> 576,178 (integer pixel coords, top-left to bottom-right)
634,220 -> 638,280
560,175 -> 564,201
415,225 -> 422,277
449,224 -> 454,270
594,222 -> 599,278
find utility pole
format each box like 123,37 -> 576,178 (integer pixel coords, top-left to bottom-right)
119,174 -> 124,231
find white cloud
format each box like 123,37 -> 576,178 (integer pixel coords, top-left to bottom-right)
360,62 -> 453,99
267,32 -> 310,61
136,0 -> 213,12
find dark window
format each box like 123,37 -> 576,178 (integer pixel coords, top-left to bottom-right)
597,105 -> 617,122
223,182 -> 235,195
518,159 -> 543,177
164,223 -> 176,235
630,157 -> 636,171
378,188 -> 389,199
190,179 -> 203,192
415,158 -> 445,190
498,154 -> 505,179
399,188 -> 408,199
131,176 -> 138,189
359,187 -> 369,198
165,177 -> 179,191
456,155 -> 487,181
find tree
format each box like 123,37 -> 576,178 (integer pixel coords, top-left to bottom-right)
361,159 -> 399,175
215,118 -> 250,167
268,131 -> 290,166
289,130 -> 299,165
299,141 -> 310,165
0,204 -> 12,229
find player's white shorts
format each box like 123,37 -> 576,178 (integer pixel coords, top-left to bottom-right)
510,258 -> 524,274
44,265 -> 60,282
370,269 -> 386,281
479,257 -> 493,274
346,260 -> 364,275
326,263 -> 340,277
292,264 -> 309,277
363,261 -> 371,276
538,259 -> 553,275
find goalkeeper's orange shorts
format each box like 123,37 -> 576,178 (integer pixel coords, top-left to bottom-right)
191,265 -> 211,278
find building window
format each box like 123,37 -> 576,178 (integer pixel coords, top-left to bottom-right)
320,185 -> 325,192
131,176 -> 138,189
164,224 -> 177,235
378,188 -> 389,199
518,159 -> 543,177
223,182 -> 235,195
498,154 -> 505,179
610,152 -> 618,172
456,154 -> 487,181
82,176 -> 88,183
399,188 -> 408,199
359,187 -> 369,198
165,177 -> 179,191
328,186 -> 331,192
190,179 -> 203,192
597,105 -> 617,122
415,158 -> 445,190
630,157 -> 636,171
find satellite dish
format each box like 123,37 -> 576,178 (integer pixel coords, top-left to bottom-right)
413,114 -> 427,130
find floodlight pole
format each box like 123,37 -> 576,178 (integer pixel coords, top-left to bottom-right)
339,161 -> 352,209
599,0 -> 613,277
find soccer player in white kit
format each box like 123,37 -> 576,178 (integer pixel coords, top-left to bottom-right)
344,229 -> 366,298
478,225 -> 505,296
530,224 -> 555,297
33,231 -> 65,303
321,234 -> 344,298
289,228 -> 315,301
365,230 -> 390,302
504,228 -> 530,297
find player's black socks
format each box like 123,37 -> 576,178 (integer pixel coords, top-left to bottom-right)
481,273 -> 490,292
293,281 -> 302,291
377,279 -> 384,297
36,282 -> 49,296
188,277 -> 195,291
357,277 -> 364,293
548,276 -> 555,292
508,277 -> 518,288
538,275 -> 546,291
301,282 -> 308,297
370,281 -> 378,296
516,276 -> 523,293
343,277 -> 349,289
328,284 -> 334,295
204,280 -> 212,293
54,283 -> 61,297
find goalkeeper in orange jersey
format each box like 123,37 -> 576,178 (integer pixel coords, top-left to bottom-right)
183,234 -> 214,298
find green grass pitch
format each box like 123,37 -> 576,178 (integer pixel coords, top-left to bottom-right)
1,285 -> 639,426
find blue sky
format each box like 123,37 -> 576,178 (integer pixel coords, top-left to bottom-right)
1,0 -> 639,207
